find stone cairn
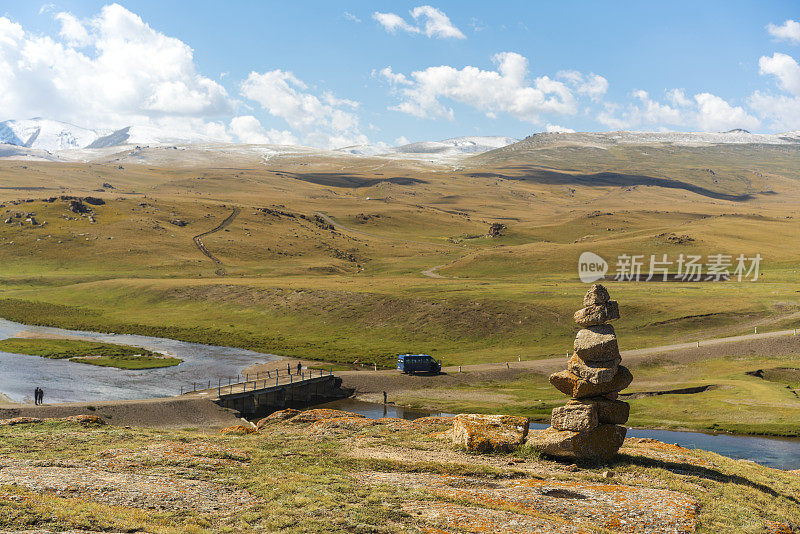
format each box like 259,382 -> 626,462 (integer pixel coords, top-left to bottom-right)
530,284 -> 632,462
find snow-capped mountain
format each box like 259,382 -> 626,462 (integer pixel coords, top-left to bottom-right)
0,119 -> 109,151
394,136 -> 519,155
0,118 -> 230,152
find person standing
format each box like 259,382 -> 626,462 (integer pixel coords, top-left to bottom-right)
38,388 -> 44,405
33,387 -> 41,405
297,362 -> 302,376
287,362 -> 291,375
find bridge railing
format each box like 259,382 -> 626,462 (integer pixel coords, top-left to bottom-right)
180,366 -> 333,396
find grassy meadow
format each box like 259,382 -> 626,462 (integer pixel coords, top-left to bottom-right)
2,142 -> 800,431
0,338 -> 181,369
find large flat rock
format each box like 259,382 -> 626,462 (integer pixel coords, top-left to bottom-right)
573,324 -> 621,361
573,300 -> 620,327
452,414 -> 529,453
550,366 -> 633,398
567,353 -> 621,384
528,424 -> 627,462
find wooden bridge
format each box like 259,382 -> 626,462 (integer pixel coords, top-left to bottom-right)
181,368 -> 346,417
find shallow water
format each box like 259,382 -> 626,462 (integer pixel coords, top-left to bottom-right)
0,318 -> 279,404
317,398 -> 800,470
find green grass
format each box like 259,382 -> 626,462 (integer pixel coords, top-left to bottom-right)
0,419 -> 797,532
0,338 -> 181,370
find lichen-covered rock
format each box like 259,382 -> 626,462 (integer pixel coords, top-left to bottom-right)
452,414 -> 529,453
551,403 -> 598,432
220,424 -> 257,435
0,417 -> 43,426
290,409 -> 366,423
567,354 -> 621,384
583,283 -> 610,306
549,366 -> 633,399
256,408 -> 301,429
573,325 -> 620,362
527,424 -> 627,462
566,398 -> 630,425
573,301 -> 619,327
411,416 -> 453,426
63,414 -> 106,426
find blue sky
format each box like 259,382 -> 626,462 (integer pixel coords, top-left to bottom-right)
2,2 -> 800,147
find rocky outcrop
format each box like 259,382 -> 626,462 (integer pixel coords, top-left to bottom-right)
528,284 -> 631,461
219,424 -> 257,435
452,414 -> 529,453
256,408 -> 301,429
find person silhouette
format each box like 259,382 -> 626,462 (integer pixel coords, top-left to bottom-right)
38,388 -> 43,405
33,387 -> 41,405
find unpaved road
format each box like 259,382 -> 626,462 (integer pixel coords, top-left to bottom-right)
193,206 -> 241,275
338,328 -> 800,399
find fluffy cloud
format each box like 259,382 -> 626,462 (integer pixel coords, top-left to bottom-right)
598,90 -> 759,131
374,6 -> 465,39
379,52 -> 579,123
240,70 -> 367,149
229,115 -> 298,145
767,19 -> 800,44
759,53 -> 800,95
750,52 -> 800,130
557,71 -> 609,102
0,4 -> 233,135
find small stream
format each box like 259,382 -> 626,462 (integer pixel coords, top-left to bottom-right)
0,318 -> 279,403
316,399 -> 800,470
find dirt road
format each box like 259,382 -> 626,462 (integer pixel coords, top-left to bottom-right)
193,206 -> 241,275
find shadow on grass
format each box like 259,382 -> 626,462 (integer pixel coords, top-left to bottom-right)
614,453 -> 799,505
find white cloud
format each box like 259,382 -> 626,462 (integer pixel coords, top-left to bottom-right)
240,70 -> 367,149
0,4 -> 233,134
545,124 -> 575,133
749,91 -> 800,131
381,52 -> 579,123
343,11 -> 361,23
597,90 -> 759,131
373,12 -> 419,34
557,70 -> 608,101
394,135 -> 410,145
767,19 -> 800,44
55,12 -> 91,47
759,52 -> 800,95
373,6 -> 464,39
693,92 -> 759,131
229,115 -> 297,145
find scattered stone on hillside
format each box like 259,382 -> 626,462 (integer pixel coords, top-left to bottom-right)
530,424 -> 627,462
290,408 -> 365,423
256,408 -> 301,429
550,366 -> 633,398
68,199 -> 89,214
657,232 -> 695,245
573,324 -> 620,361
567,353 -> 621,384
573,301 -> 619,327
83,196 -> 105,206
102,182 -> 115,189
169,219 -> 189,227
582,283 -> 610,306
63,414 -> 106,426
551,403 -> 598,432
488,222 -> 507,237
451,414 -> 529,453
219,424 -> 257,435
528,284 -> 631,461
0,417 -> 43,426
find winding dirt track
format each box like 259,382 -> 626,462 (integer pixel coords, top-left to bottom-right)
192,207 -> 241,276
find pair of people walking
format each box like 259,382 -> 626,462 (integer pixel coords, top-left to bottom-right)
33,387 -> 44,406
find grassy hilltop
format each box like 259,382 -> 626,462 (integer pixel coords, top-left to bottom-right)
2,138 -> 800,432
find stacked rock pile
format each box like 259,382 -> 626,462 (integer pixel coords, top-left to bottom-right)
530,284 -> 632,462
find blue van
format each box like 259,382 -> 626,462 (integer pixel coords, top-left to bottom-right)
397,354 -> 442,375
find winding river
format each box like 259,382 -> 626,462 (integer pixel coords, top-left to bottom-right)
0,318 -> 279,404
1,318 -> 799,469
